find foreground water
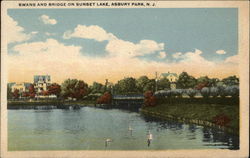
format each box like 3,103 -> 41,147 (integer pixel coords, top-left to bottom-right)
8,107 -> 239,150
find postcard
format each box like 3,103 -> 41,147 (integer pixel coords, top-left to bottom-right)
1,1 -> 249,158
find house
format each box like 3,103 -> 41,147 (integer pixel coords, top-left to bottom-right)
34,75 -> 51,93
10,82 -> 32,93
159,72 -> 178,90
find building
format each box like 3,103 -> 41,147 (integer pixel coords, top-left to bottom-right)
34,75 -> 51,93
10,82 -> 32,93
159,72 -> 178,90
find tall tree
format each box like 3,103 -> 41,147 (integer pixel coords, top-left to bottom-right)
136,76 -> 151,93
29,84 -> 36,98
90,82 -> 105,94
222,75 -> 239,86
177,72 -> 197,89
157,78 -> 170,90
7,86 -> 13,99
47,83 -> 61,97
114,77 -> 137,94
61,79 -> 89,100
13,89 -> 20,99
143,79 -> 156,92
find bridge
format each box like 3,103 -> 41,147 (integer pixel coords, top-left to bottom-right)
112,94 -> 144,109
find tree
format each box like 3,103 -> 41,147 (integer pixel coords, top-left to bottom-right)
97,92 -> 112,104
210,87 -> 219,98
197,76 -> 210,86
222,75 -> 239,86
114,77 -> 137,94
186,89 -> 197,98
22,92 -> 30,98
7,87 -> 13,99
177,72 -> 197,89
29,84 -> 36,98
90,82 -> 105,94
157,78 -> 170,90
61,79 -> 89,100
136,76 -> 151,93
144,91 -> 157,107
47,83 -> 61,97
13,89 -> 20,99
143,79 -> 156,92
200,87 -> 210,98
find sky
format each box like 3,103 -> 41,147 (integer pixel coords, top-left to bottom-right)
6,8 -> 239,84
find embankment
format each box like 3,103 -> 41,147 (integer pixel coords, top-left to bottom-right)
141,97 -> 239,135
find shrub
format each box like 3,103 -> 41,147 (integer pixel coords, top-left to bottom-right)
200,87 -> 210,98
218,85 -> 239,98
170,89 -> 183,98
144,91 -> 157,107
212,114 -> 231,126
227,85 -> 239,97
185,89 -> 197,98
210,87 -> 219,98
97,92 -> 112,104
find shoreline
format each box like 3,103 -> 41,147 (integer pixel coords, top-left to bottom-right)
7,99 -> 239,135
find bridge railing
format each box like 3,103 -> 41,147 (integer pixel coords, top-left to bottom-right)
113,94 -> 144,100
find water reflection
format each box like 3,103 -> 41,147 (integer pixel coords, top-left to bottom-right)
8,107 -> 239,150
202,127 -> 239,150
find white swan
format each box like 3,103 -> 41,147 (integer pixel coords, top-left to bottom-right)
105,138 -> 112,147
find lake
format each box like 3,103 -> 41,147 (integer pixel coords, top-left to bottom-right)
8,107 -> 239,150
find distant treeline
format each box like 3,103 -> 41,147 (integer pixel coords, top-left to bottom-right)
8,72 -> 239,101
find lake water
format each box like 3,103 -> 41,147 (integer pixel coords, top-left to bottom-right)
8,107 -> 239,150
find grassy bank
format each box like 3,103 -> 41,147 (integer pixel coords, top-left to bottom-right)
141,102 -> 239,134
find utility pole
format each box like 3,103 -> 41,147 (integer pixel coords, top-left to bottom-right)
155,72 -> 158,92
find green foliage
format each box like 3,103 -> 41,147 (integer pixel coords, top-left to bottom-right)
7,86 -> 13,99
222,75 -> 239,86
90,82 -> 105,94
143,79 -> 156,92
114,77 -> 139,94
157,78 -> 170,90
196,76 -> 220,87
61,79 -> 89,100
177,72 -> 197,89
136,76 -> 150,93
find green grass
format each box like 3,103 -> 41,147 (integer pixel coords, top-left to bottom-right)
143,103 -> 239,131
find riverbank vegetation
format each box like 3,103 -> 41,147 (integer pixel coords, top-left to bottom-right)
142,102 -> 239,134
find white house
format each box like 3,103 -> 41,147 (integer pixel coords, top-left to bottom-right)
159,72 -> 178,90
11,82 -> 32,93
34,75 -> 51,93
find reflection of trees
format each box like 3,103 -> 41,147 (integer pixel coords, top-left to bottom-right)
202,127 -> 239,149
141,115 -> 184,131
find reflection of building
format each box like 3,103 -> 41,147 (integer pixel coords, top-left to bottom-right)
34,75 -> 51,93
10,82 -> 32,93
160,72 -> 178,90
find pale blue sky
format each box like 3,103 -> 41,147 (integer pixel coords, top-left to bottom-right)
8,8 -> 238,62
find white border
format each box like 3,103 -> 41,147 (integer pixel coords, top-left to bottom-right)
1,1 -> 249,158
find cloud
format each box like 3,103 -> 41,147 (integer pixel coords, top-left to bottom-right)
45,32 -> 55,36
63,25 -> 165,58
179,49 -> 214,66
8,39 -> 239,84
5,15 -> 32,44
224,55 -> 239,64
158,51 -> 167,59
172,52 -> 182,59
106,39 -> 164,58
216,50 -> 227,55
63,25 -> 117,41
39,15 -> 57,25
